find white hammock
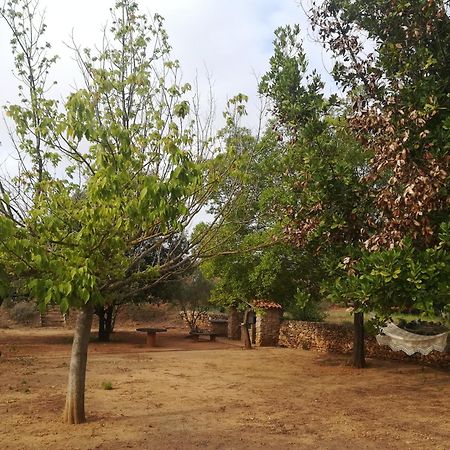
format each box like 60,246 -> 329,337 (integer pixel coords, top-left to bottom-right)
376,322 -> 448,356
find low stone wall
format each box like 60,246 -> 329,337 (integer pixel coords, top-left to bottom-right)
279,320 -> 450,368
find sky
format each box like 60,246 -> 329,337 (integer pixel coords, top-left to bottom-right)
0,0 -> 335,175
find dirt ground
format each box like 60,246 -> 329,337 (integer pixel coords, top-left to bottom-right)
0,326 -> 449,450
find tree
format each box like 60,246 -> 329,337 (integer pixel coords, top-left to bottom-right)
198,82 -> 338,315
310,0 -> 449,249
155,268 -> 213,332
308,0 -> 450,335
0,0 -> 237,423
328,227 -> 450,322
198,119 -> 326,319
258,25 -> 372,367
94,233 -> 190,342
258,1 -> 450,365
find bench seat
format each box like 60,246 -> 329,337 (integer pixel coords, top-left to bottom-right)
189,331 -> 218,342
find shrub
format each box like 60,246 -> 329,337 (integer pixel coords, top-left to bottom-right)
101,381 -> 113,390
9,302 -> 39,324
284,290 -> 326,322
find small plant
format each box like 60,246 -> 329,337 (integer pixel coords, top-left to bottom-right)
101,381 -> 113,390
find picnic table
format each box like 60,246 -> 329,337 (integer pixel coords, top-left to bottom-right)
136,327 -> 167,347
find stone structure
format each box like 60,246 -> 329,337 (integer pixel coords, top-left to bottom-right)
254,301 -> 283,347
279,320 -> 450,368
227,306 -> 243,340
210,319 -> 228,336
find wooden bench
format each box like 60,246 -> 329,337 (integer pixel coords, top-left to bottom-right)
189,331 -> 218,342
136,327 -> 167,347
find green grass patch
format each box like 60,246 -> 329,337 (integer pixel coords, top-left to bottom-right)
101,381 -> 113,390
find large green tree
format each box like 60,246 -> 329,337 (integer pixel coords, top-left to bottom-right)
258,24 -> 372,366
200,124 -> 329,320
201,26 -> 372,347
0,0 -> 235,423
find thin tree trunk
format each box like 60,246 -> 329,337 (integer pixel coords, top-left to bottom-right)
97,307 -> 106,342
110,304 -> 120,334
352,311 -> 366,368
242,324 -> 252,349
63,304 -> 94,424
97,305 -> 114,342
105,305 -> 113,335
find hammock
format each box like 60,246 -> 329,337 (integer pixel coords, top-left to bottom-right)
376,322 -> 448,356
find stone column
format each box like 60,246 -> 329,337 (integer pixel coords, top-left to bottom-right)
227,306 -> 243,340
255,307 -> 283,347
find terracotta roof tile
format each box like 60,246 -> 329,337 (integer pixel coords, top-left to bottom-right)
253,300 -> 282,309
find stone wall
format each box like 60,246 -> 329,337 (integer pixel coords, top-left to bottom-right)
279,320 -> 450,368
256,309 -> 282,347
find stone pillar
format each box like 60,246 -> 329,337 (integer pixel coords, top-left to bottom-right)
227,306 -> 243,340
255,307 -> 283,347
210,319 -> 228,336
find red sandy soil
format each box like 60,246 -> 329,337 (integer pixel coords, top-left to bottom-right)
0,326 -> 449,449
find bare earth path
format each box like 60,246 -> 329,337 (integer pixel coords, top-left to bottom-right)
0,327 -> 449,449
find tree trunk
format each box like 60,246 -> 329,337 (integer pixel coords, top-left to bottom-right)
97,307 -> 106,342
105,305 -> 113,334
63,304 -> 94,424
110,304 -> 120,334
352,311 -> 366,368
97,305 -> 114,342
242,324 -> 252,349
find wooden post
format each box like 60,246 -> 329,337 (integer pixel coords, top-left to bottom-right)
228,306 -> 243,340
242,309 -> 252,349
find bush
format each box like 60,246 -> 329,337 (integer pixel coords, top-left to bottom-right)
9,302 -> 39,324
284,290 -> 326,322
179,308 -> 209,332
